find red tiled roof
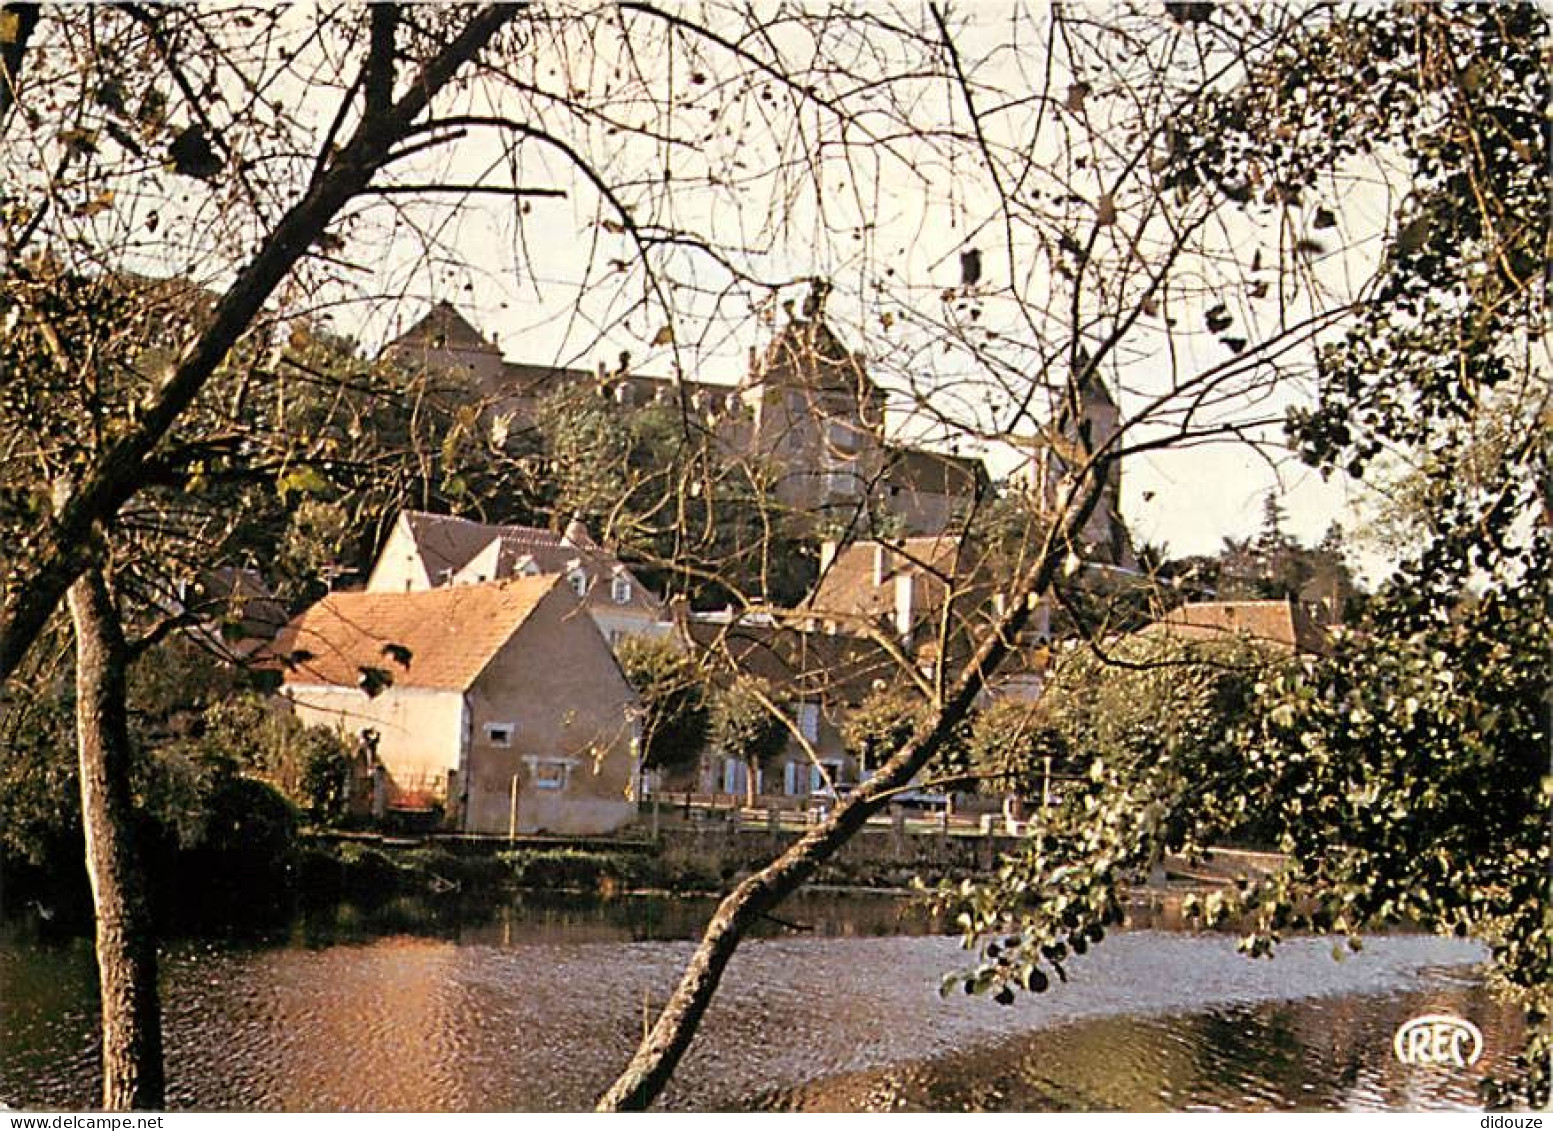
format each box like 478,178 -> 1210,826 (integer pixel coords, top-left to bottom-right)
274,576 -> 558,691
1142,599 -> 1327,654
807,535 -> 967,624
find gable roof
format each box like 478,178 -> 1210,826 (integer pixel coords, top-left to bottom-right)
1141,598 -> 1327,654
400,510 -> 512,582
384,301 -> 498,357
390,510 -> 663,615
274,576 -> 558,692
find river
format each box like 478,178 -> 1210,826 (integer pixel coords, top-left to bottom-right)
0,891 -> 1521,1111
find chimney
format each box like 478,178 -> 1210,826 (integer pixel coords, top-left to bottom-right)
818,540 -> 837,575
561,514 -> 591,548
872,543 -> 888,588
894,572 -> 915,643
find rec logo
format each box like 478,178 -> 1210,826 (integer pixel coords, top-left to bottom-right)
1393,1013 -> 1484,1069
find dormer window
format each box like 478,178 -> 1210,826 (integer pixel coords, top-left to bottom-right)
611,574 -> 632,604
569,570 -> 588,598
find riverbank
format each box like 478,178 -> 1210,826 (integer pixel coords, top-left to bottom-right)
301,820 -> 1038,900
3,807 -> 1280,938
298,827 -> 1285,908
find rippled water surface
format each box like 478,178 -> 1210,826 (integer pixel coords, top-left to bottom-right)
0,893 -> 1519,1111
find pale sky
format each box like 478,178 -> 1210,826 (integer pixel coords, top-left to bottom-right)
74,3 -> 1390,574
306,3 -> 1392,572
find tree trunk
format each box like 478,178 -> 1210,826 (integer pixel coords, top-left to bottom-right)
0,4 -> 516,691
596,481 -> 1105,1111
0,3 -> 41,132
68,569 -> 165,1111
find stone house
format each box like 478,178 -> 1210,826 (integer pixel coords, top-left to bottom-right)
674,611 -> 898,800
273,576 -> 640,836
365,509 -> 669,650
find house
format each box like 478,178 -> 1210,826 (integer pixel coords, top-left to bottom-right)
273,576 -> 640,835
365,509 -> 669,649
1139,598 -> 1329,655
808,533 -> 1052,648
677,611 -> 897,799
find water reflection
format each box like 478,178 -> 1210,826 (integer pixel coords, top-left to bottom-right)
0,894 -> 1520,1112
768,976 -> 1517,1112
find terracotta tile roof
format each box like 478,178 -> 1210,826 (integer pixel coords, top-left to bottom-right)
274,576 -> 558,692
807,535 -> 967,624
683,616 -> 897,704
1142,599 -> 1327,654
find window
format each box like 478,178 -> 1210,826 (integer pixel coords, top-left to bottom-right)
608,628 -> 626,649
611,574 -> 632,604
568,570 -> 588,597
532,760 -> 569,790
797,702 -> 821,743
484,723 -> 514,747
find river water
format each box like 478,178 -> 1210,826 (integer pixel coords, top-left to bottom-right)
0,892 -> 1522,1112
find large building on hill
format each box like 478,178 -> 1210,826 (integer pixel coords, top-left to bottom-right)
378,291 -> 988,537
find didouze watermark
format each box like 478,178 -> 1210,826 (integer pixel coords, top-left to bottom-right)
1393,1012 -> 1484,1069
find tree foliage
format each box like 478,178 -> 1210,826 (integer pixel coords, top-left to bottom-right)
707,676 -> 788,803
936,1 -> 1551,1108
965,699 -> 1068,799
615,635 -> 708,775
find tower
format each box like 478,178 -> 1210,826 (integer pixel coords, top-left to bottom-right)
1034,376 -> 1135,570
